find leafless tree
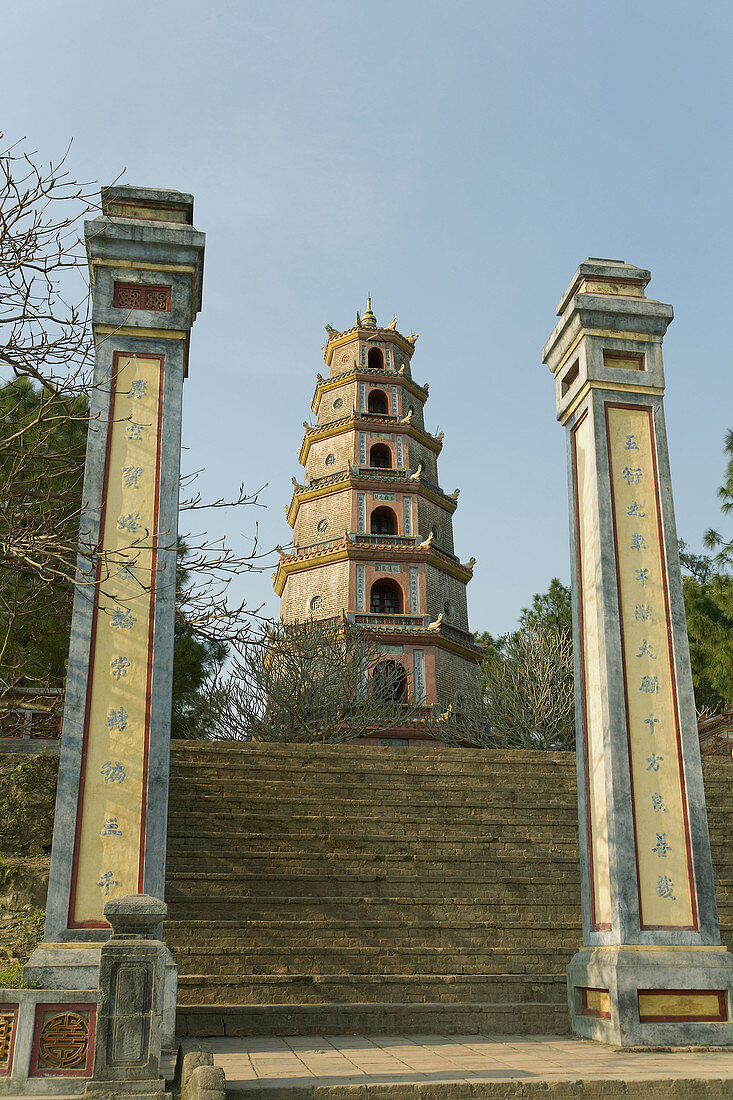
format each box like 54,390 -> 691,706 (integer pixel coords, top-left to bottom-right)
208,617 -> 428,743
0,136 -> 267,693
433,626 -> 575,750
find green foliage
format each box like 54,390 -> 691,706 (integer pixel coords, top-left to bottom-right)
1,379 -> 226,735
518,578 -> 572,637
0,378 -> 87,689
172,544 -> 227,738
0,904 -> 45,988
0,753 -> 59,856
679,545 -> 733,713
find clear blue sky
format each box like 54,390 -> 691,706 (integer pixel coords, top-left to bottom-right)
5,0 -> 732,633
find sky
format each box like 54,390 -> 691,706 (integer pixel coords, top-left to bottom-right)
4,0 -> 733,634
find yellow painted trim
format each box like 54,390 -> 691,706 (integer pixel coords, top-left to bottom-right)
93,324 -> 188,341
41,942 -> 107,949
589,945 -> 728,953
90,259 -> 196,274
560,379 -> 663,427
585,328 -> 661,344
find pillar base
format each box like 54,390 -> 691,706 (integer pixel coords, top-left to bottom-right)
24,944 -> 178,1052
568,945 -> 733,1046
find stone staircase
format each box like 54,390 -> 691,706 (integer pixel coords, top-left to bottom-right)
164,743 -> 733,1038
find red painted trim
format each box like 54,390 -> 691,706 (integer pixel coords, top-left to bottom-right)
29,1003 -> 96,1077
637,989 -> 727,1023
0,1003 -> 18,1076
580,986 -> 611,1019
571,409 -> 606,932
68,353 -> 165,929
113,283 -> 172,312
604,402 -> 698,931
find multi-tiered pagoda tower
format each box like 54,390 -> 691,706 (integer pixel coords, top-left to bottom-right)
273,300 -> 480,714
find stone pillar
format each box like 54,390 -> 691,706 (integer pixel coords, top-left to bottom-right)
543,258 -> 733,1046
86,896 -> 168,1099
26,187 -> 204,1043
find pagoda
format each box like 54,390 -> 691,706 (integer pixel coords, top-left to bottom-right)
273,299 -> 480,720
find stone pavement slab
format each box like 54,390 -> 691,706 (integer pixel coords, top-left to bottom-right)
180,1032 -> 733,1098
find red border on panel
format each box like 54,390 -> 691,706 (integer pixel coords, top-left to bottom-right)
571,409 -> 611,931
0,1003 -> 19,1077
604,402 -> 697,931
67,353 -> 165,929
637,989 -> 727,1023
29,1003 -> 96,1078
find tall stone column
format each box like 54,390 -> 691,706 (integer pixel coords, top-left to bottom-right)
543,258 -> 733,1045
26,187 -> 204,1033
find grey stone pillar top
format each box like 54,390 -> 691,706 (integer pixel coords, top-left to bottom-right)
542,257 -> 673,384
104,895 -> 168,939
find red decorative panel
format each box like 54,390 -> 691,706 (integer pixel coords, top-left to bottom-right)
113,283 -> 171,312
0,1005 -> 18,1076
29,1003 -> 96,1077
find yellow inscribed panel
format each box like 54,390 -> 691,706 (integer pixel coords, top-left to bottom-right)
638,992 -> 723,1019
607,405 -> 694,928
585,989 -> 611,1015
73,355 -> 162,925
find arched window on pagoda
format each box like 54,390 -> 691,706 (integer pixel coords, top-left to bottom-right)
369,442 -> 391,468
368,389 -> 388,415
368,346 -> 384,371
370,506 -> 396,535
371,659 -> 408,703
370,578 -> 402,615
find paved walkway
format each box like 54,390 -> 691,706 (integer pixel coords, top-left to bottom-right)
200,1033 -> 733,1096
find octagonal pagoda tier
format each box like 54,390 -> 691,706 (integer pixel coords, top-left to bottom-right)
273,299 -> 480,710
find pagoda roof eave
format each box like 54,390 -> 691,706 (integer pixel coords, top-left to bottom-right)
272,536 -> 475,595
285,468 -> 458,526
323,324 -> 416,367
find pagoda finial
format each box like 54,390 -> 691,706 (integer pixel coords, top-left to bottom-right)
362,295 -> 377,328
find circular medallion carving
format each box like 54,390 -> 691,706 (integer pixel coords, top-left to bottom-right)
317,519 -> 330,534
310,595 -> 323,612
443,600 -> 453,620
340,351 -> 351,363
39,1012 -> 88,1069
324,453 -> 336,466
332,397 -> 343,410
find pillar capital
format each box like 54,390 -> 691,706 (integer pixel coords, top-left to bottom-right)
543,258 -> 674,425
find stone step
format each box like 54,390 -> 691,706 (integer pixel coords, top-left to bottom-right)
167,821 -> 582,842
165,853 -> 581,876
168,805 -> 580,827
165,931 -> 581,953
174,1000 -> 571,1038
165,897 -> 582,922
169,744 -> 576,765
170,945 -> 574,977
162,915 -> 581,941
175,972 -> 567,1006
165,872 -> 581,902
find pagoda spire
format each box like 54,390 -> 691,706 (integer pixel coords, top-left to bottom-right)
361,296 -> 377,328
